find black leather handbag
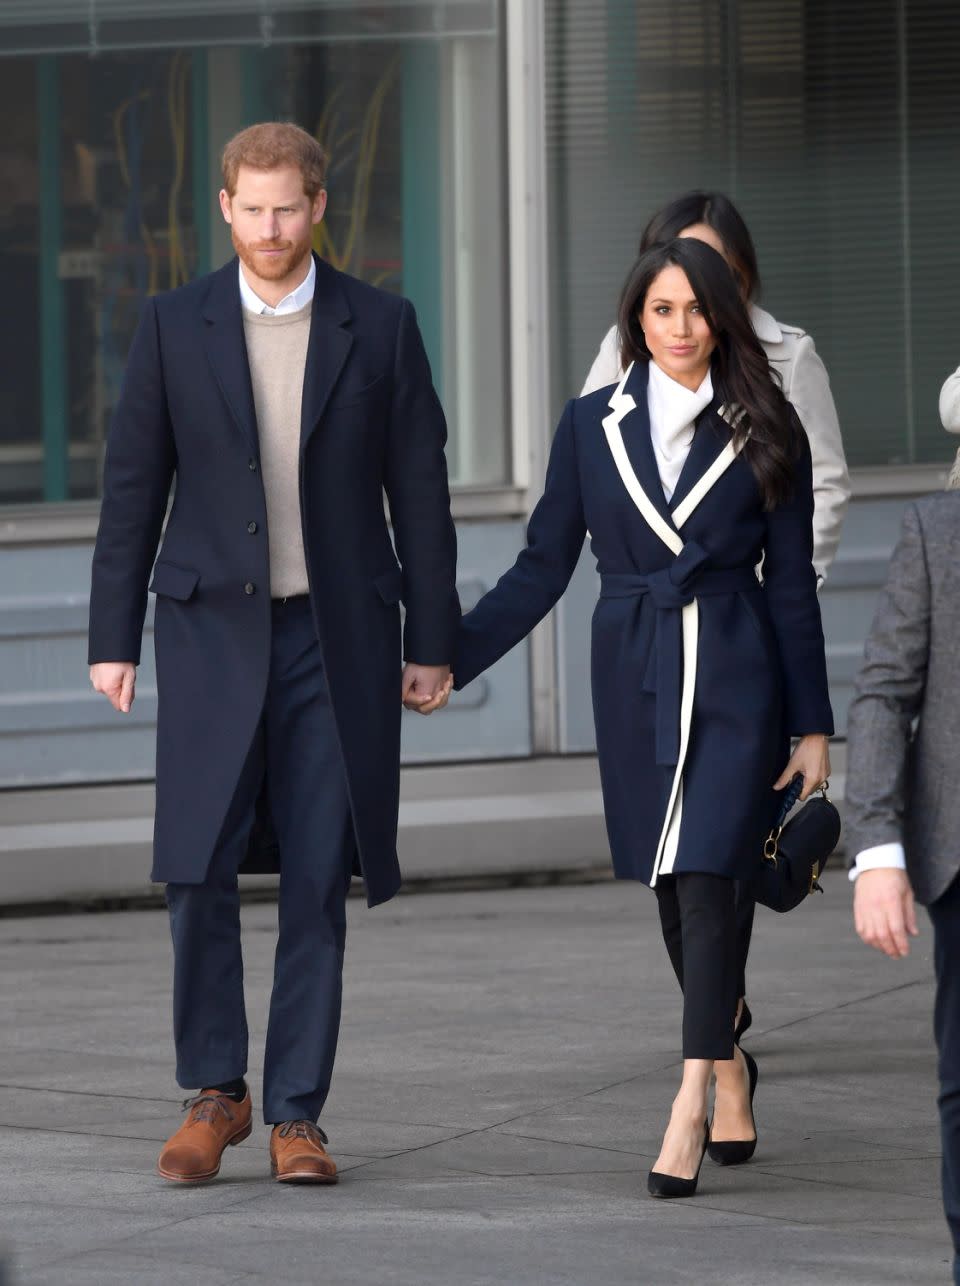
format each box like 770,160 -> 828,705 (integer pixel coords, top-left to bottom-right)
748,773 -> 841,913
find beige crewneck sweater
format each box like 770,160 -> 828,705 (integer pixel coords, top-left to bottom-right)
242,301 -> 312,598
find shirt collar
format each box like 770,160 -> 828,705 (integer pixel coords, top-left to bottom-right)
647,360 -> 714,441
238,254 -> 316,316
749,303 -> 783,345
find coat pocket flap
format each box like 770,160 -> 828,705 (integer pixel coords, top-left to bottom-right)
329,373 -> 386,411
373,566 -> 403,605
150,561 -> 200,601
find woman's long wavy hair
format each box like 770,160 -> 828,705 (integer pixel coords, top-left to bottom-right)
639,190 -> 760,302
618,238 -> 802,510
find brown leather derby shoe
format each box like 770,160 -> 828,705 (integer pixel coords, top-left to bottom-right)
270,1120 -> 338,1184
158,1089 -> 252,1183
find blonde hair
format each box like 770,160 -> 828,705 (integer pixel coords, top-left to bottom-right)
221,122 -> 327,198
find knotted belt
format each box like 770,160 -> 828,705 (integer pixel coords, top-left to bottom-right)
599,541 -> 759,767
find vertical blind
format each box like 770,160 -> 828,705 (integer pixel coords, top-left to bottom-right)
545,0 -> 960,468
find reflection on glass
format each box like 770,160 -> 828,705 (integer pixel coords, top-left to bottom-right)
0,4 -> 507,505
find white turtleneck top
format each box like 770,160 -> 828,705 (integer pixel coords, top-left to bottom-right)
646,361 -> 714,502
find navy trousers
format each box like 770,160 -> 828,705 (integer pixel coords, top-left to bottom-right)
165,595 -> 354,1124
928,873 -> 960,1284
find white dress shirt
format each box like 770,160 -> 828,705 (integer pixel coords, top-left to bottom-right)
848,842 -> 907,882
238,256 -> 316,316
646,361 -> 714,501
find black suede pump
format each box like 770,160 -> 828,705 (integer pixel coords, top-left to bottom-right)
647,1123 -> 710,1198
707,1047 -> 759,1166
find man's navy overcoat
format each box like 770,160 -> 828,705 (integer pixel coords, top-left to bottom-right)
455,361 -> 834,887
88,255 -> 459,906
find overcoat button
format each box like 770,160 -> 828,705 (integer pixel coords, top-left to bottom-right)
247,521 -> 258,534
243,582 -> 256,596
248,458 -> 257,471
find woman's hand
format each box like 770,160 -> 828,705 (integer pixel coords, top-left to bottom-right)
773,734 -> 831,801
401,664 -> 454,715
415,673 -> 454,715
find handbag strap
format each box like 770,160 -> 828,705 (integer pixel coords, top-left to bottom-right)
764,773 -> 831,868
774,773 -> 805,830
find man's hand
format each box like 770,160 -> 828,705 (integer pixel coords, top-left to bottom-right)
401,663 -> 452,716
854,867 -> 918,959
90,662 -> 137,714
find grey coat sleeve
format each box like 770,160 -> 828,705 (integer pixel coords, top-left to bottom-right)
844,503 -> 931,858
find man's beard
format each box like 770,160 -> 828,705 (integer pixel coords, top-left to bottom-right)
232,227 -> 312,282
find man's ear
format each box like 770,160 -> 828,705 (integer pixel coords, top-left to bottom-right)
218,189 -> 234,225
312,189 -> 328,225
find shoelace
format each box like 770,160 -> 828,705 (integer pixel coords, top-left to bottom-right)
181,1093 -> 236,1126
277,1120 -> 329,1147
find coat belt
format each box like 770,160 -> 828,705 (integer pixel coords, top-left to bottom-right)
600,548 -> 759,767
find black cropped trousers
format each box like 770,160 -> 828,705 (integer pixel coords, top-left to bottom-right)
655,872 -> 738,1061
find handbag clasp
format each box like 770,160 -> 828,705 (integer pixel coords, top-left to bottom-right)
763,826 -> 782,866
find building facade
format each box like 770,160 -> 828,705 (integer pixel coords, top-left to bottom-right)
1,0 -> 957,787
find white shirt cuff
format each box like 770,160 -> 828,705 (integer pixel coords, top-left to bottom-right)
848,842 -> 907,882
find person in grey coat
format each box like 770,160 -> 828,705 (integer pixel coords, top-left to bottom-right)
845,485 -> 960,1283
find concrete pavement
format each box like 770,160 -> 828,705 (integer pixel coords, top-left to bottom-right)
0,875 -> 947,1285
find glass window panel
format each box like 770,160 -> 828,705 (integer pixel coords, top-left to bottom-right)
545,0 -> 960,470
0,59 -> 41,503
0,2 -> 499,55
0,0 -> 508,505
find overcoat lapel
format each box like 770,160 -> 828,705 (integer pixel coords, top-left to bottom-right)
616,361 -> 676,530
668,403 -> 730,514
201,261 -> 260,459
603,362 -> 746,550
300,255 -> 354,456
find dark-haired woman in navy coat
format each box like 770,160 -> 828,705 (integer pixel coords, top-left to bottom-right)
454,238 -> 833,1198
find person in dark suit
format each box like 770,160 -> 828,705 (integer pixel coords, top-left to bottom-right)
88,123 -> 458,1185
454,238 -> 832,1198
845,486 -> 960,1283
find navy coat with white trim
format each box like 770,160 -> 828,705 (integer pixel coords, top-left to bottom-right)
88,254 -> 459,907
455,360 -> 833,886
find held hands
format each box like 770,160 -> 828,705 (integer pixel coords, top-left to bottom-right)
773,734 -> 830,802
92,660 -> 453,717
854,868 -> 918,959
90,662 -> 137,714
401,663 -> 453,715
